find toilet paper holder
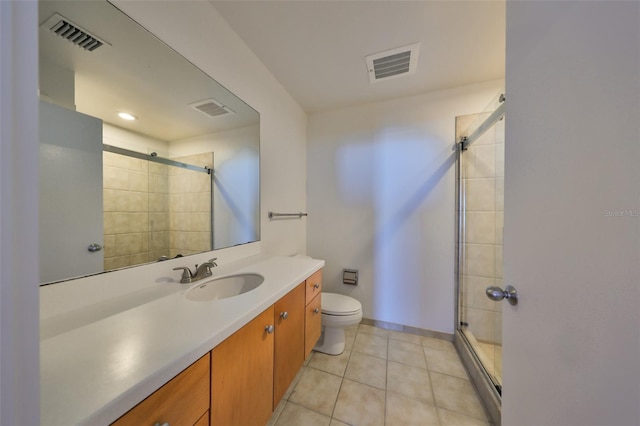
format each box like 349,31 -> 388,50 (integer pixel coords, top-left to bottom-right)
343,269 -> 358,285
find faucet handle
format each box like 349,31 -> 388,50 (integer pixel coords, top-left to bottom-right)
173,267 -> 193,284
208,258 -> 218,267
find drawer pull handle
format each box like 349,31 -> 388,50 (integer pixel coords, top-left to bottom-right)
313,283 -> 320,289
313,307 -> 320,314
265,325 -> 274,334
154,423 -> 169,426
280,311 -> 289,320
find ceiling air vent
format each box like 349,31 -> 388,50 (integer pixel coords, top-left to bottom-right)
365,43 -> 420,83
189,99 -> 235,118
41,13 -> 109,52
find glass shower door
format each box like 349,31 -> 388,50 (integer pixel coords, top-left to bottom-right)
457,93 -> 505,392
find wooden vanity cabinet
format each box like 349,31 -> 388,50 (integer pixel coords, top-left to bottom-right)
111,353 -> 210,426
111,269 -> 323,426
211,306 -> 275,426
273,283 -> 305,408
304,269 -> 323,358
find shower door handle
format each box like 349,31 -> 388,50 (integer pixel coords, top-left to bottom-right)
486,285 -> 518,306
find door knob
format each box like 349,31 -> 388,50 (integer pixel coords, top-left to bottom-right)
485,285 -> 518,306
87,243 -> 102,252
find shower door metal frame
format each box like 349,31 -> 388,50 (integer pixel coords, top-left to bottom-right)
454,95 -> 505,425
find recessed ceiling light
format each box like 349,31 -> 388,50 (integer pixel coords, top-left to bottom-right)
118,112 -> 137,121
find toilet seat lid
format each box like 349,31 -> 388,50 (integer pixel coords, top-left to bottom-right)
322,293 -> 362,316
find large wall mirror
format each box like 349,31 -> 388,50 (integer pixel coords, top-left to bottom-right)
38,0 -> 260,284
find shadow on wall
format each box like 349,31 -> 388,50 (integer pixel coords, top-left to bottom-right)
335,128 -> 456,325
213,147 -> 259,249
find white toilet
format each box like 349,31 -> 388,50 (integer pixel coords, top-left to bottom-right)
314,292 -> 363,355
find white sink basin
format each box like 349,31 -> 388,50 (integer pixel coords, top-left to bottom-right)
185,273 -> 264,301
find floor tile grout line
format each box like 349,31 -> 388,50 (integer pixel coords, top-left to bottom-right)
328,329 -> 356,424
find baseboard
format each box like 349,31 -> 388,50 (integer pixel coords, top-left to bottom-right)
360,317 -> 454,342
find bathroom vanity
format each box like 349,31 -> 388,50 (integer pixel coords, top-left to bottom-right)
40,254 -> 324,425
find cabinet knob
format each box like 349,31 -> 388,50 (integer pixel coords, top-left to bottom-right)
265,325 -> 274,334
313,307 -> 320,314
313,283 -> 320,289
280,311 -> 288,320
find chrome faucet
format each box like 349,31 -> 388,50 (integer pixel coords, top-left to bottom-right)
173,258 -> 218,284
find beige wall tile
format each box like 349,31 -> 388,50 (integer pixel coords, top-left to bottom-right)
495,178 -> 504,212
465,308 -> 495,343
149,231 -> 169,251
149,213 -> 169,232
149,193 -> 169,212
464,179 -> 495,211
149,162 -> 168,175
104,255 -> 129,271
114,233 -> 143,256
495,142 -> 505,178
465,212 -> 496,244
495,211 -> 504,244
103,234 -> 115,258
128,170 -> 148,192
464,244 -> 495,278
461,275 -> 496,311
473,145 -> 496,178
495,245 -> 503,279
103,165 -> 129,190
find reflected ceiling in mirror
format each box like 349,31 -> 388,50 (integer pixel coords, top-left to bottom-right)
38,0 -> 260,284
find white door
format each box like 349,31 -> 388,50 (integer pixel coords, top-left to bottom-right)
502,2 -> 640,424
39,101 -> 104,283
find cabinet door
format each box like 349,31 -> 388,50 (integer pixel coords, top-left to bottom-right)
305,293 -> 322,358
112,353 -> 210,426
273,283 -> 305,407
211,306 -> 275,426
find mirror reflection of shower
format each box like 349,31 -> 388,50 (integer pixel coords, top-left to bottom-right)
102,144 -> 213,271
456,90 -> 505,393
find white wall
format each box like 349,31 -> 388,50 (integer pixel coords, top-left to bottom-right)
171,125 -> 260,249
103,123 -> 170,155
503,1 -> 640,424
0,2 -> 40,424
307,80 -> 503,333
113,0 -> 308,257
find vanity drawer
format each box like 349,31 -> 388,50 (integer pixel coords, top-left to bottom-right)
305,293 -> 322,357
112,353 -> 210,426
305,269 -> 322,305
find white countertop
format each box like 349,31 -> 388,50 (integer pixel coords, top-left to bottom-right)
40,254 -> 324,425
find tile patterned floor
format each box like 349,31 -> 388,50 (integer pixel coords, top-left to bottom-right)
268,324 -> 491,426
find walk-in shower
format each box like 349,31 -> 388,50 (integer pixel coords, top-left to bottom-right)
455,91 -> 505,424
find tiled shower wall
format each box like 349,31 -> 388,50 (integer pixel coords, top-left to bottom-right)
103,151 -> 212,270
103,152 -> 170,270
169,152 -> 213,257
457,114 -> 505,346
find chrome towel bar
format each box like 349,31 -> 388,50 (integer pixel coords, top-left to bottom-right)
268,212 -> 308,219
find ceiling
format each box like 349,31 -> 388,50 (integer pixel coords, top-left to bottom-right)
211,1 -> 506,113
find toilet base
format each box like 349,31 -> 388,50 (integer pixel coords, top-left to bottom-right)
313,326 -> 346,355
